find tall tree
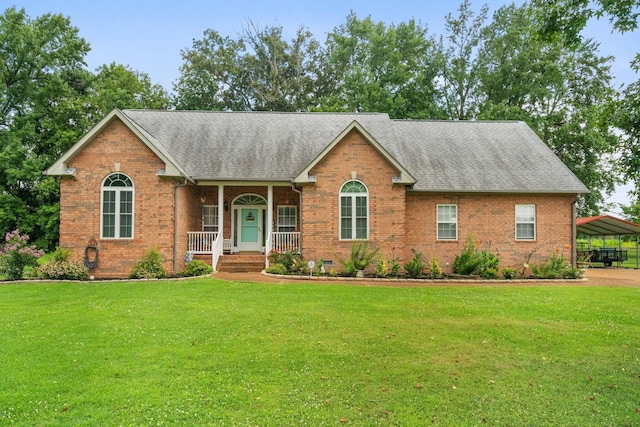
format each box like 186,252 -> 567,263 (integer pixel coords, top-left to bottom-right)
532,0 -> 640,215
473,3 -> 619,215
321,13 -> 443,119
534,0 -> 639,43
436,0 -> 489,119
0,7 -> 91,248
173,22 -> 322,111
0,8 -> 171,250
89,63 -> 169,117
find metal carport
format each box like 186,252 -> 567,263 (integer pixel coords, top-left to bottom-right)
576,215 -> 640,268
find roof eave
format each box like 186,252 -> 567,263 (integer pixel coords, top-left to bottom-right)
44,108 -> 193,183
293,120 -> 416,185
407,188 -> 590,194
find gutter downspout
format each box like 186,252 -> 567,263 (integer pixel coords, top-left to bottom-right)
174,178 -> 189,274
292,183 -> 302,253
571,197 -> 577,267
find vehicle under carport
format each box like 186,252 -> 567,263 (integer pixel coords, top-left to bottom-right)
576,215 -> 640,268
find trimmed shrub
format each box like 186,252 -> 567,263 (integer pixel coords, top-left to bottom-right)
266,263 -> 287,275
182,259 -> 212,277
129,248 -> 168,279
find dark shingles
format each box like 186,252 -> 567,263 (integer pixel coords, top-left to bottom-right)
120,110 -> 588,193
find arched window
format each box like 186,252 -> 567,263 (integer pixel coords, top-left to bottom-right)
101,173 -> 134,239
340,180 -> 368,240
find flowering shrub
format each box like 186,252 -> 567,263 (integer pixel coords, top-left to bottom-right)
37,260 -> 89,280
268,250 -> 303,273
35,247 -> 89,280
0,230 -> 44,280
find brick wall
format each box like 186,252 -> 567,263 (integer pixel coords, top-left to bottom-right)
59,118 -> 578,277
59,118 -> 178,278
302,129 -> 407,270
405,193 -> 577,273
298,128 -> 577,274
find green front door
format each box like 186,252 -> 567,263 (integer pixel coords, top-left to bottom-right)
233,194 -> 267,252
241,208 -> 259,244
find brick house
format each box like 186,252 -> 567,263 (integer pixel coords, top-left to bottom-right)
45,109 -> 588,278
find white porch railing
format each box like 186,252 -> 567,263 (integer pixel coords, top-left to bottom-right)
187,231 -> 218,254
271,232 -> 301,253
211,232 -> 224,272
187,231 -> 225,271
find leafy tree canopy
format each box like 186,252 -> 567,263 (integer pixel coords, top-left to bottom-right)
0,7 -> 169,249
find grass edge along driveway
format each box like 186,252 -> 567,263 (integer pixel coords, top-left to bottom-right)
0,278 -> 638,426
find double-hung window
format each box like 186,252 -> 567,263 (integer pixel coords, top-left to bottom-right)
515,204 -> 536,240
437,204 -> 458,240
277,206 -> 297,232
202,206 -> 219,233
102,173 -> 134,239
340,180 -> 368,240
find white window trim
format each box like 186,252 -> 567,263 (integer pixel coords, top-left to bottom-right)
277,205 -> 297,232
437,204 -> 458,240
202,205 -> 219,232
515,204 -> 536,241
339,180 -> 369,241
100,173 -> 135,239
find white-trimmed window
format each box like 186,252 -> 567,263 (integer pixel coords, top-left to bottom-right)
202,205 -> 219,232
277,206 -> 297,232
340,180 -> 368,240
515,204 -> 536,240
437,204 -> 458,240
101,173 -> 134,239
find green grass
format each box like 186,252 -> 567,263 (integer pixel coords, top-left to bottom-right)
0,279 -> 638,426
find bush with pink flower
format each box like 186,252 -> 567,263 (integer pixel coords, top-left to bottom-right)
0,230 -> 45,280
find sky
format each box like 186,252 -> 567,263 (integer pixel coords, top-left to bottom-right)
6,0 -> 640,210
9,0 -> 638,91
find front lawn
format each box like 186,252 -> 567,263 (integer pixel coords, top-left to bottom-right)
0,278 -> 638,426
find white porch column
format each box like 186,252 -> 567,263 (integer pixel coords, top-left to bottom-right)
267,185 -> 273,262
218,184 -> 224,239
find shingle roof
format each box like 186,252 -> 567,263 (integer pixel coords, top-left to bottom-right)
60,109 -> 590,194
121,110 -> 395,182
388,120 -> 588,193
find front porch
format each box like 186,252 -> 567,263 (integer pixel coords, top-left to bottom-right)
182,183 -> 302,272
187,231 -> 301,271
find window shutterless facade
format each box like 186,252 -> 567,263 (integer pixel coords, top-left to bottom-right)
515,204 -> 536,240
340,180 -> 368,240
277,206 -> 297,232
101,173 -> 134,239
437,204 -> 458,240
